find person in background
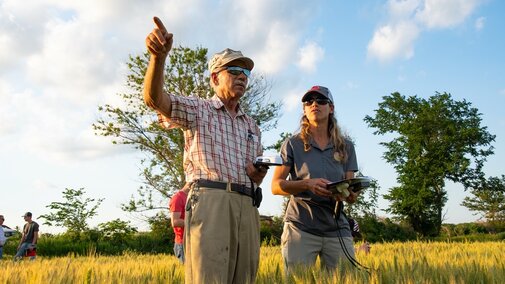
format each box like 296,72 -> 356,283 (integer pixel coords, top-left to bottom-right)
14,212 -> 39,261
143,16 -> 267,283
271,85 -> 361,273
0,215 -> 6,259
169,183 -> 190,263
347,217 -> 371,254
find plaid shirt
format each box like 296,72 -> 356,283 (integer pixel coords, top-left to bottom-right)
161,94 -> 262,186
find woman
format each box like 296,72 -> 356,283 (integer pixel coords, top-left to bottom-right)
271,85 -> 360,272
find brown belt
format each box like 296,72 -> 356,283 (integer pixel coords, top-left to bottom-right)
195,179 -> 253,198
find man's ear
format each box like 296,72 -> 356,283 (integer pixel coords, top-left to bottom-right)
211,73 -> 219,86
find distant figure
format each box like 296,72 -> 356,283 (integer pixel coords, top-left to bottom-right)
0,215 -> 6,259
169,183 -> 190,263
347,217 -> 371,254
14,212 -> 39,261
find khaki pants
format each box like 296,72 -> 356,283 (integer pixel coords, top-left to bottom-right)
184,185 -> 260,284
281,222 -> 355,272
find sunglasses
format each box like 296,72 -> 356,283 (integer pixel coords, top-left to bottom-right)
303,98 -> 331,106
223,66 -> 251,77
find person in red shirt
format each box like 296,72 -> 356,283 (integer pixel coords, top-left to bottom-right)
169,183 -> 190,263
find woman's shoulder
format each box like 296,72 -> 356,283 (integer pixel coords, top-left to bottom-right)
343,136 -> 354,144
343,137 -> 356,148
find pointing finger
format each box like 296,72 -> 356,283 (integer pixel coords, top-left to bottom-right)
153,16 -> 167,33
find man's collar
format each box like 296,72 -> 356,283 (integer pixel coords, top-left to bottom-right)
210,94 -> 245,116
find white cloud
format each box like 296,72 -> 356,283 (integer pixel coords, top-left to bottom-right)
224,0 -> 313,74
32,179 -> 59,191
387,0 -> 422,20
367,21 -> 419,62
0,0 -> 320,163
3,84 -> 128,163
26,20 -> 110,99
415,0 -> 480,29
252,22 -> 299,74
0,0 -> 49,71
344,81 -> 359,90
475,16 -> 485,30
0,79 -> 24,135
296,42 -> 325,73
283,87 -> 307,112
368,0 -> 481,62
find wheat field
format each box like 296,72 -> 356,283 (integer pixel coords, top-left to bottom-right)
1,241 -> 504,283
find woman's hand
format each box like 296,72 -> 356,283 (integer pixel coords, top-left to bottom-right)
344,189 -> 361,204
305,178 -> 332,197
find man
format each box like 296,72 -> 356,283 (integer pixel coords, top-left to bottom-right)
169,183 -> 190,263
0,215 -> 6,259
144,16 -> 267,283
14,212 -> 39,260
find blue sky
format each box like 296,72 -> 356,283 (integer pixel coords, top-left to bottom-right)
1,0 -> 504,233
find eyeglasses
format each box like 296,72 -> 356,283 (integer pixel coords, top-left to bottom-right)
303,98 -> 331,106
223,66 -> 251,77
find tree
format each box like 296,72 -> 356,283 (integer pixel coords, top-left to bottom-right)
265,132 -> 292,152
344,175 -> 379,219
462,175 -> 505,229
98,219 -> 137,244
39,188 -> 104,235
93,46 -> 281,215
364,92 -> 495,236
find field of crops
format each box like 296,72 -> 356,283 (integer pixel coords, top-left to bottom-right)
1,241 -> 504,283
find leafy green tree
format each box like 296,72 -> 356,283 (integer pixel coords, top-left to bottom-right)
462,175 -> 505,230
147,211 -> 173,246
98,219 -> 137,244
40,188 -> 104,235
364,92 -> 495,236
265,132 -> 292,152
93,46 -> 281,214
344,175 -> 379,219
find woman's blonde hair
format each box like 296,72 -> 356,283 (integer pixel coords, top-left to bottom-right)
299,112 -> 348,162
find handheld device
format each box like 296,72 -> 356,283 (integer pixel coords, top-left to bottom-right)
326,177 -> 371,194
253,155 -> 283,167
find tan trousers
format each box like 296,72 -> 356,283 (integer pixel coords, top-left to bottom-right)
281,222 -> 355,272
184,185 -> 260,284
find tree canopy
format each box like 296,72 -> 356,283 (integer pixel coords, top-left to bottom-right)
364,92 -> 495,236
93,46 -> 282,215
39,188 -> 103,235
462,175 -> 505,228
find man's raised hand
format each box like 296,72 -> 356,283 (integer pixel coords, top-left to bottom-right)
145,17 -> 173,57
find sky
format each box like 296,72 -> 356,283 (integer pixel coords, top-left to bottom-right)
1,0 -> 504,233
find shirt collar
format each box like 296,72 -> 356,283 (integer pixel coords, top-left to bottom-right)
210,94 -> 246,117
309,136 -> 334,151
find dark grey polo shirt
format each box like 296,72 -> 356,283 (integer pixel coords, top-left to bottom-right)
280,134 -> 358,237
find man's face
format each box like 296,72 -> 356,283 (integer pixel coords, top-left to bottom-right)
213,61 -> 249,98
0,216 -> 4,225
